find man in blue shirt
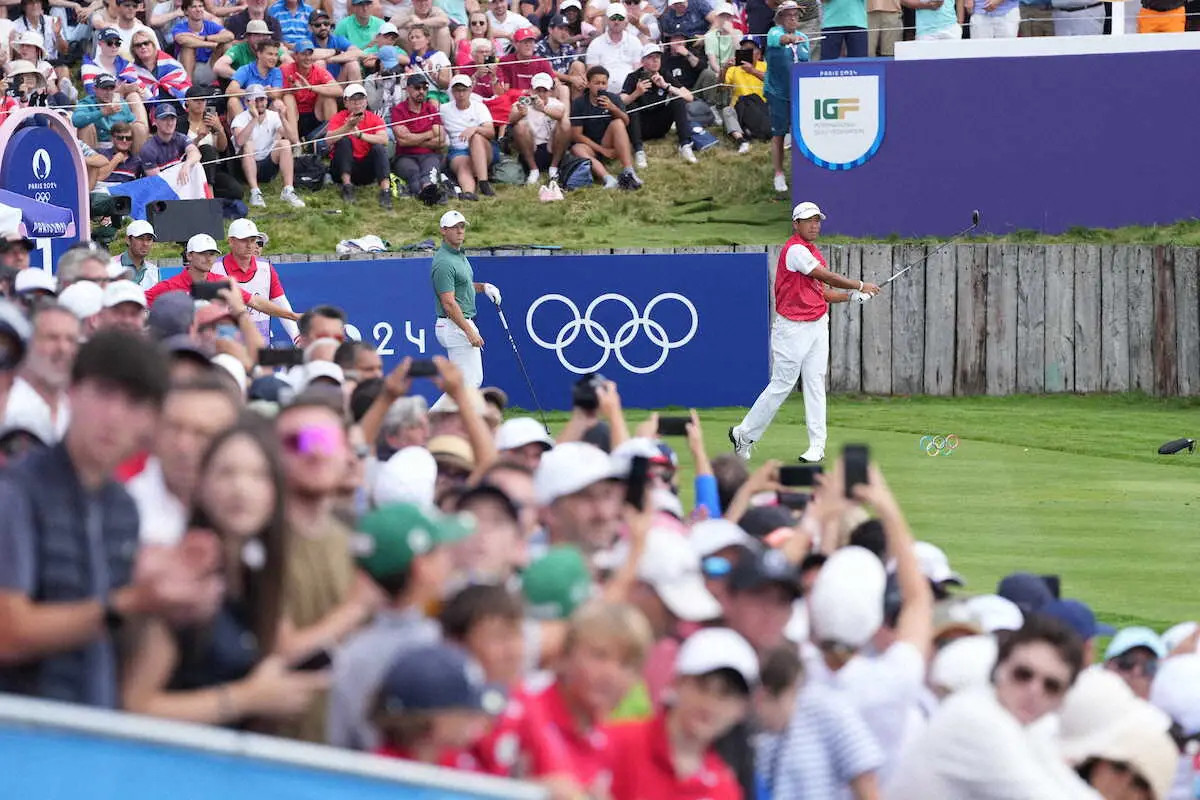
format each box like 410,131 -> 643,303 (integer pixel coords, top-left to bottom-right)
269,0 -> 316,48
229,39 -> 286,118
660,0 -> 710,37
308,8 -> 364,82
765,0 -> 808,194
171,0 -> 233,86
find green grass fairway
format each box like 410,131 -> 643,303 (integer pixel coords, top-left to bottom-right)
541,394 -> 1200,632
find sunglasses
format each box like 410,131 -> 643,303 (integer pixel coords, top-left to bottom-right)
410,84 -> 428,90
113,134 -> 133,140
133,40 -> 154,48
1111,653 -> 1158,677
470,18 -> 487,23
312,20 -> 331,25
702,556 -> 732,578
1009,664 -> 1066,698
281,424 -> 343,456
102,37 -> 121,45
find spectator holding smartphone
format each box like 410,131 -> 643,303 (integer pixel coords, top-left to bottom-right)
231,84 -> 307,210
327,82 -> 393,209
569,65 -> 640,190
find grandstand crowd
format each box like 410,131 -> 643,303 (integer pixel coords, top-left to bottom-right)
0,223 -> 1198,799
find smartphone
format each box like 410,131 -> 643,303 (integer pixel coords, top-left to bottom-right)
780,464 -> 822,487
735,49 -> 752,65
190,280 -> 230,301
657,415 -> 690,437
293,648 -> 333,672
625,455 -> 649,511
843,443 -> 869,499
408,358 -> 438,378
258,347 -> 305,368
1040,574 -> 1062,600
777,491 -> 810,511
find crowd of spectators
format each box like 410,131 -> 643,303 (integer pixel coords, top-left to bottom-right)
0,225 -> 1199,799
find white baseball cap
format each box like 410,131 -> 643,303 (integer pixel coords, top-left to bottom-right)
963,593 -> 1024,633
915,541 -> 964,587
126,219 -> 156,239
227,218 -> 260,240
713,1 -> 736,14
808,546 -> 887,649
534,442 -> 621,505
530,72 -> 554,91
378,21 -> 399,35
301,360 -> 345,390
929,635 -> 997,697
343,82 -> 367,98
792,201 -> 826,221
374,446 -> 438,508
605,2 -> 626,16
637,527 -> 722,622
245,19 -> 272,34
439,210 -> 468,228
211,353 -> 248,394
560,0 -> 581,8
102,279 -> 147,309
186,233 -> 221,254
1162,621 -> 1199,655
495,417 -> 555,451
448,74 -> 472,89
57,281 -> 104,320
676,628 -> 760,686
14,268 -> 57,296
640,42 -> 662,58
1151,653 -> 1200,735
688,518 -> 754,559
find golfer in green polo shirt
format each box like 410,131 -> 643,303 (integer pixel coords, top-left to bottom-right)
431,210 -> 501,397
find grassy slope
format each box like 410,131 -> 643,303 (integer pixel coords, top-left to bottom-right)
539,394 -> 1200,631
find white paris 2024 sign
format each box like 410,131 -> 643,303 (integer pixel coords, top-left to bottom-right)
794,67 -> 886,171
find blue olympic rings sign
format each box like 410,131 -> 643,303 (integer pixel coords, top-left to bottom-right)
919,434 -> 959,456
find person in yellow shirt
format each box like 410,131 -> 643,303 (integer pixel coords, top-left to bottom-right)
726,37 -> 766,101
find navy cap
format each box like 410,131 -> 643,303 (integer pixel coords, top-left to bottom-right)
95,73 -> 118,89
377,644 -> 507,715
147,291 -> 195,339
248,374 -> 294,404
997,572 -> 1055,615
728,548 -> 802,598
100,27 -> 122,41
1040,598 -> 1115,641
155,103 -> 179,118
548,12 -> 571,26
405,72 -> 429,87
738,505 -> 794,541
308,7 -> 330,21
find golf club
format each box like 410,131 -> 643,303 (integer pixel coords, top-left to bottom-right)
880,210 -> 982,289
496,307 -> 548,427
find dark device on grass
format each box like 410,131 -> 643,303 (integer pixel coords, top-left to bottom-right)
572,373 -> 608,412
781,464 -> 822,487
1158,438 -> 1196,455
190,279 -> 231,301
408,359 -> 438,378
844,444 -> 869,499
626,455 -> 649,511
657,416 -> 690,437
1040,574 -> 1062,600
778,491 -> 810,511
258,347 -> 305,368
294,649 -> 333,672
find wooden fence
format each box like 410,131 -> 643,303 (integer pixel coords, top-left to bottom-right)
767,244 -> 1200,397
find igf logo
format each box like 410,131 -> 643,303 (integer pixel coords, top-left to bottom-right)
813,98 -> 859,120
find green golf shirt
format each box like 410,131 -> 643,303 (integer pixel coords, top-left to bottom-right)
334,13 -> 384,50
432,242 -> 475,320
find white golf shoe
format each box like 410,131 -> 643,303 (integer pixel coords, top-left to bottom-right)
798,447 -> 825,463
728,426 -> 754,461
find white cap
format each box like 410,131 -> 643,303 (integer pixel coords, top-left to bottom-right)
637,527 -> 722,622
125,219 -> 156,239
1059,670 -> 1172,764
712,1 -> 736,13
534,442 -> 620,505
5,60 -> 39,78
245,19 -> 271,34
57,281 -> 105,320
560,0 -> 581,8
530,72 -> 554,91
605,2 -> 626,16
688,518 -> 754,559
792,201 -> 826,221
915,541 -> 964,586
1162,621 -> 1199,655
440,210 -> 468,228
448,74 -> 472,89
609,436 -> 662,479
211,353 -> 248,394
301,361 -> 345,389
227,218 -> 260,240
808,546 -> 886,649
374,446 -> 438,508
186,233 -> 221,254
963,593 -> 1024,633
495,417 -> 554,451
378,21 -> 399,35
929,635 -> 997,697
1151,653 -> 1200,735
640,43 -> 662,58
15,31 -> 44,51
676,628 -> 759,686
14,268 -> 57,296
343,82 -> 367,98
102,279 -> 147,309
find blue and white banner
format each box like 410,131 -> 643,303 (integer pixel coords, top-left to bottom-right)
792,62 -> 886,171
269,252 -> 769,411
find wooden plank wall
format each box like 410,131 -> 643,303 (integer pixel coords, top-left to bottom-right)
822,244 -> 1200,396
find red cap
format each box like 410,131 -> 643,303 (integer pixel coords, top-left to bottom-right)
514,27 -> 539,41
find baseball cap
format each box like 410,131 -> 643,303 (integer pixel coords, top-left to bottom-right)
522,545 -> 593,621
1162,621 -> 1199,655
792,201 -> 826,221
227,218 -> 260,241
354,503 -> 475,580
57,281 -> 103,320
1105,626 -> 1167,661
377,45 -> 401,69
246,84 -> 268,101
458,484 -> 519,522
194,300 -> 234,327
637,528 -> 722,622
1040,598 -> 1115,641
373,446 -> 438,508
99,27 -> 122,41
248,374 -> 293,404
440,209 -> 468,228
808,546 -> 886,648
914,541 -> 964,587
932,598 -> 984,641
155,103 -> 179,118
929,635 -> 997,697
481,386 -> 508,411
126,219 -> 156,239
548,12 -> 571,26
245,19 -> 271,34
1150,652 -> 1200,735
530,72 -> 554,91
308,8 -> 329,21
688,518 -> 754,559
964,593 -> 1024,633
605,1 -> 626,16
676,628 -> 759,688
102,280 -> 147,309
212,353 -> 248,394
14,268 -> 57,296
294,37 -> 316,53
300,361 -> 345,390
449,74 -> 472,89
147,292 -> 195,338
729,546 -> 804,599
351,0 -> 372,5
738,505 -> 796,541
514,27 -> 539,42
186,233 -> 221,254
428,434 -> 476,473
560,0 -> 582,9
377,643 -> 507,716
534,442 -> 621,505
640,42 -> 662,58
712,1 -> 736,13
378,21 -> 399,35
406,72 -> 429,87
997,572 -> 1055,615
495,417 -> 554,451
95,73 -> 118,89
162,334 -> 215,364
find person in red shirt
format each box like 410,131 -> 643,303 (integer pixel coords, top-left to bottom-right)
390,73 -> 445,200
281,38 -> 341,140
328,82 -> 393,209
499,28 -> 555,95
728,201 -> 881,464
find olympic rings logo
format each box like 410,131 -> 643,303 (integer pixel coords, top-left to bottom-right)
526,293 -> 699,375
920,434 -> 959,457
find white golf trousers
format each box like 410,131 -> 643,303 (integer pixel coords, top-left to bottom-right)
434,318 -> 483,404
739,314 -> 829,448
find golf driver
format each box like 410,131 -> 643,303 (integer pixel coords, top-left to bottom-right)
496,306 -> 548,427
881,210 -> 982,289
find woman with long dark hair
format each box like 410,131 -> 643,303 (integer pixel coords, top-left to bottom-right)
123,417 -> 328,730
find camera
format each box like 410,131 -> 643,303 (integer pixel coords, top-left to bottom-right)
89,192 -> 134,249
517,95 -> 535,107
572,372 -> 609,412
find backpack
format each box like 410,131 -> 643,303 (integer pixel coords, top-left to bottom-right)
557,153 -> 594,191
491,154 -> 526,186
294,155 -> 327,191
736,94 -> 772,141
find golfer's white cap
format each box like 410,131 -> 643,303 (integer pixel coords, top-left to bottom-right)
186,233 -> 221,254
449,74 -> 472,89
125,219 -> 156,239
343,82 -> 367,98
102,279 -> 147,309
637,527 -> 722,622
14,268 -> 57,296
495,417 -> 555,451
605,2 -> 626,16
676,628 -> 759,686
792,201 -> 826,221
227,218 -> 260,240
440,210 -> 468,228
530,72 -> 554,90
640,42 -> 662,58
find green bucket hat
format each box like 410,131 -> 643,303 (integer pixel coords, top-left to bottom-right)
354,503 -> 475,580
521,545 -> 594,621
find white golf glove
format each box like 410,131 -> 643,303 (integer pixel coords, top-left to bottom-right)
850,290 -> 871,304
483,283 -> 502,307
